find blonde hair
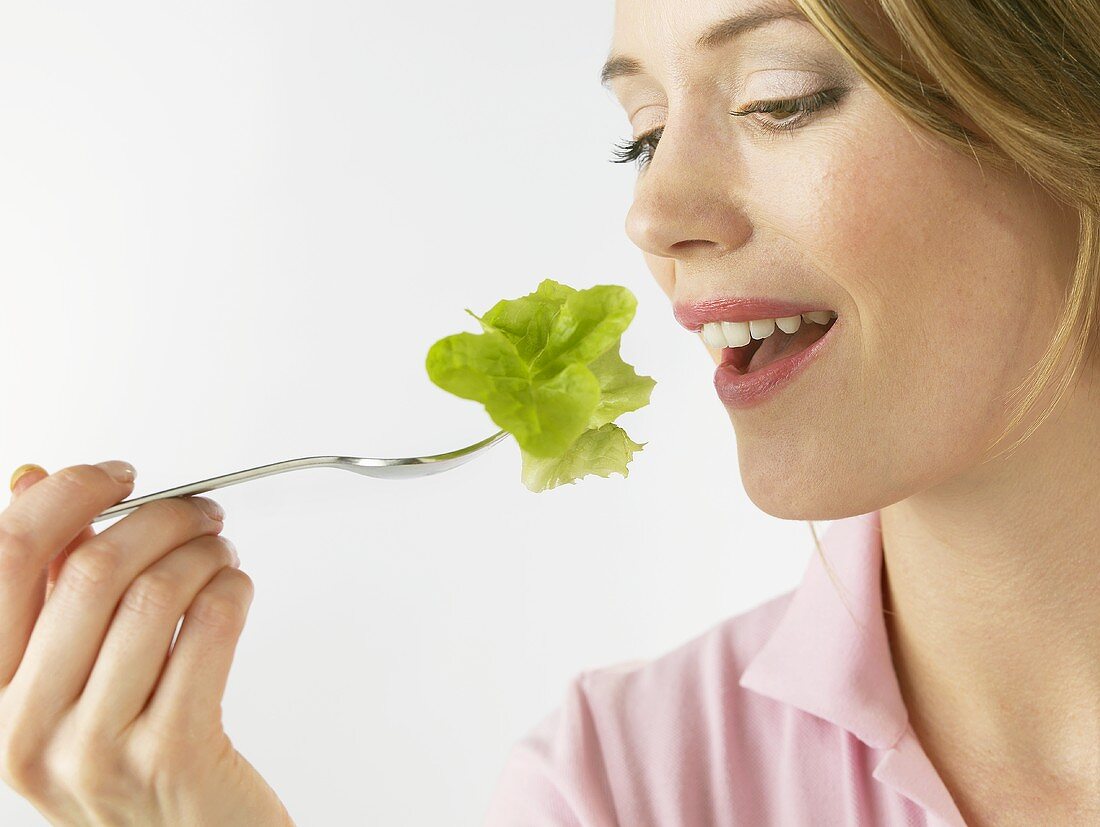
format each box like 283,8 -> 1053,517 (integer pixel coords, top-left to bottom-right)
791,0 -> 1100,621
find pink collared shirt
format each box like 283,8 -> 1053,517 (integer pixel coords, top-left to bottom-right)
483,510 -> 969,826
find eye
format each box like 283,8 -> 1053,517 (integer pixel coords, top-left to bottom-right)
608,86 -> 849,170
609,125 -> 663,171
730,86 -> 847,135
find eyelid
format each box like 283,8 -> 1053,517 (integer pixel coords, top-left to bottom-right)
736,68 -> 830,98
626,66 -> 836,125
732,86 -> 847,132
625,102 -> 667,133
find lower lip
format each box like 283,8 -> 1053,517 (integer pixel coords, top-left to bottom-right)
713,319 -> 840,409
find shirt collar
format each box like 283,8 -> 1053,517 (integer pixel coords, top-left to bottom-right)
738,509 -> 910,751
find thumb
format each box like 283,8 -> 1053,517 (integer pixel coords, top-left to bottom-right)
9,463 -> 48,499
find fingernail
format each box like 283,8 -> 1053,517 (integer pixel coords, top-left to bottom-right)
225,537 -> 240,566
95,460 -> 137,484
9,463 -> 46,493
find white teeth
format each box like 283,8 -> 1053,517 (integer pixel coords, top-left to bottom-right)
749,318 -> 775,340
721,320 -> 750,347
775,315 -> 802,334
701,323 -> 728,348
699,311 -> 836,348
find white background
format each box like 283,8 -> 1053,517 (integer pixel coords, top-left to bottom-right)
0,2 -> 817,823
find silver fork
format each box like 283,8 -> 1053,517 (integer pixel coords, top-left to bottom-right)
91,429 -> 512,524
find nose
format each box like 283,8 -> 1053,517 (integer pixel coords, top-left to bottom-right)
623,116 -> 753,263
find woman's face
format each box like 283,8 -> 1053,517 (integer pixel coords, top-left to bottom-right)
606,0 -> 1081,519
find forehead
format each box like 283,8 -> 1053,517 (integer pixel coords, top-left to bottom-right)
612,0 -> 804,42
603,0 -> 822,87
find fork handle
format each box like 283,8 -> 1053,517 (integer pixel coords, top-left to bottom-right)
91,456 -> 343,524
92,428 -> 511,524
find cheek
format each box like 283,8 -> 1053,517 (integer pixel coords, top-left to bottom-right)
833,141 -> 1037,384
747,100 -> 1065,474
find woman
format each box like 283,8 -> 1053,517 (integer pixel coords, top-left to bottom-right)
0,0 -> 1096,825
484,0 -> 1098,824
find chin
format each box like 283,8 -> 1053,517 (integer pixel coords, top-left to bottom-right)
735,443 -> 893,522
742,473 -> 837,521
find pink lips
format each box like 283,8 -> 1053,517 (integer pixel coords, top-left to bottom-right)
673,297 -> 835,330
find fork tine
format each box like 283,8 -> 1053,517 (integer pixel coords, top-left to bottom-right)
342,427 -> 511,479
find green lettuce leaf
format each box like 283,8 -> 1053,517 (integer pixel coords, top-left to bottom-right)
468,278 -> 577,364
585,340 -> 656,430
519,423 -> 646,492
426,278 -> 655,491
424,330 -> 600,458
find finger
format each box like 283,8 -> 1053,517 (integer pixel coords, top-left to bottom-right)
143,565 -> 254,737
44,527 -> 90,603
5,493 -> 225,725
11,467 -> 97,604
78,533 -> 239,735
0,462 -> 136,686
3,467 -> 51,681
46,527 -> 98,604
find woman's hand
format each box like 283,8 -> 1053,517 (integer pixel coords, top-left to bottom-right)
0,460 -> 294,826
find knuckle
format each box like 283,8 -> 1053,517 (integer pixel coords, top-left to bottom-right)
61,544 -> 121,596
134,719 -> 228,784
58,716 -> 133,801
0,751 -> 39,794
63,751 -> 116,798
0,726 -> 46,794
141,496 -> 197,529
139,730 -> 192,775
61,757 -> 108,798
54,464 -> 105,494
189,590 -> 246,633
120,570 -> 179,618
0,519 -> 38,574
142,496 -> 215,533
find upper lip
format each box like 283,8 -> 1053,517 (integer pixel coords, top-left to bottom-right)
672,296 -> 836,331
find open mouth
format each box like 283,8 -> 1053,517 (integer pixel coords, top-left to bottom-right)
722,316 -> 838,375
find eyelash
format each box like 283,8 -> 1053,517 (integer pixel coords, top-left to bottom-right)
609,87 -> 845,170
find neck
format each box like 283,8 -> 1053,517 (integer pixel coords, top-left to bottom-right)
879,365 -> 1100,810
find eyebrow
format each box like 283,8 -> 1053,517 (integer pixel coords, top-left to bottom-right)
599,1 -> 812,88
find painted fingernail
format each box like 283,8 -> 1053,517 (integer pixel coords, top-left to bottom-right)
9,463 -> 46,493
95,460 -> 136,484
